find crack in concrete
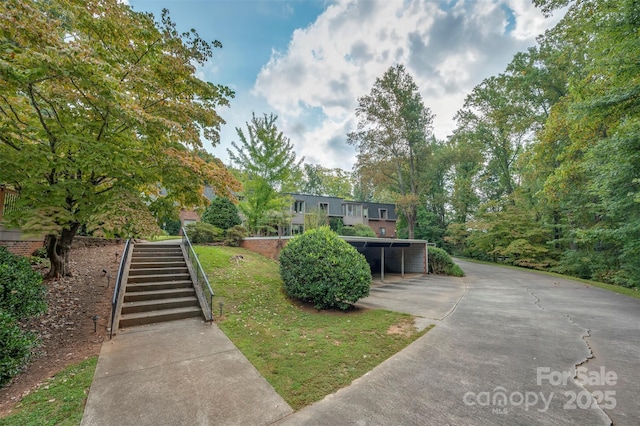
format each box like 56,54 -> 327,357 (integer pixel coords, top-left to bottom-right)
527,288 -> 544,310
566,315 -> 614,426
439,276 -> 469,322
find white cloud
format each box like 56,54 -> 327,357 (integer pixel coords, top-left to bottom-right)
251,0 -> 563,170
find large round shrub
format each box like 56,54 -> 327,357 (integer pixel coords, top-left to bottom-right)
428,247 -> 464,276
279,227 -> 371,310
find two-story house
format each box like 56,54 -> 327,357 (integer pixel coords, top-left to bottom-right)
285,193 -> 397,238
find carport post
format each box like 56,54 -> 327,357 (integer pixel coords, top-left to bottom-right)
381,247 -> 385,282
401,248 -> 405,278
425,242 -> 429,274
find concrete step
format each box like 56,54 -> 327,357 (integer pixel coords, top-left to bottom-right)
121,297 -> 199,315
124,288 -> 195,302
128,261 -> 187,269
127,273 -> 191,283
128,267 -> 189,276
118,306 -> 202,328
125,281 -> 193,292
131,251 -> 182,258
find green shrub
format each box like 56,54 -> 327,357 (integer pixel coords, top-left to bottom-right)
225,225 -> 248,247
339,224 -> 377,238
279,227 -> 371,310
184,222 -> 224,244
0,246 -> 47,319
202,197 -> 241,230
428,247 -> 464,277
0,310 -> 38,387
31,246 -> 48,258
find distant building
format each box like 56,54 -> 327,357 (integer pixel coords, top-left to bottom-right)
285,193 -> 397,238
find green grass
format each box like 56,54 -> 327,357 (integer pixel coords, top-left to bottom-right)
456,257 -> 640,300
0,357 -> 97,426
195,245 -> 429,409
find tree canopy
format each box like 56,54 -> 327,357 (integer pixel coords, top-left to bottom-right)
228,113 -> 302,235
0,0 -> 240,277
348,64 -> 434,238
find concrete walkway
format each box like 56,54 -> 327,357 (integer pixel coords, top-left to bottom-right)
81,319 -> 292,426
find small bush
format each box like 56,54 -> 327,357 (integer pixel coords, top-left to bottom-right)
0,246 -> 47,319
184,222 -> 224,244
0,310 -> 38,387
31,246 -> 48,258
279,227 -> 371,310
428,247 -> 464,277
225,225 -> 248,247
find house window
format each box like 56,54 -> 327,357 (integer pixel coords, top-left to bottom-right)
380,227 -> 386,237
343,204 -> 362,217
318,202 -> 329,212
379,209 -> 388,219
293,200 -> 305,214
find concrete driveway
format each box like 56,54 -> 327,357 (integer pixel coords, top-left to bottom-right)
276,259 -> 640,425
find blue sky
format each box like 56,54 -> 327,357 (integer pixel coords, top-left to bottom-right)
128,0 -> 564,171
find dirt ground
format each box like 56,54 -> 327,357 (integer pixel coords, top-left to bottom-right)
0,242 -> 124,417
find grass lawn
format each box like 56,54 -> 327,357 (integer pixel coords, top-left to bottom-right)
195,245 -> 429,409
0,357 -> 97,426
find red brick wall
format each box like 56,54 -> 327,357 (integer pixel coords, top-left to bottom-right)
240,237 -> 291,260
0,240 -> 44,257
368,220 -> 397,238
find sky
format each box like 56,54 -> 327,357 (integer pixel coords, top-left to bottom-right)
128,0 -> 564,171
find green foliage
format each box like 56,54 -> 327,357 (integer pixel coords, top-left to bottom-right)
428,247 -> 464,277
338,224 -> 376,237
0,247 -> 46,387
303,208 -> 329,231
0,0 -> 239,277
228,113 -> 302,235
348,64 -> 434,238
297,164 -> 353,198
279,227 -> 371,310
184,222 -> 224,244
202,197 -> 242,230
224,225 -> 248,247
159,217 -> 182,236
0,311 -> 38,388
0,247 -> 47,320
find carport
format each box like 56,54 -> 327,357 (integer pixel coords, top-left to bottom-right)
342,236 -> 429,281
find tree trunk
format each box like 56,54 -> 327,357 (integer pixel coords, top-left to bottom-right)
46,223 -> 80,279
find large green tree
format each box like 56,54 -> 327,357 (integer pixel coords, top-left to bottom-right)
0,0 -> 239,277
228,113 -> 302,235
297,164 -> 352,199
348,64 -> 434,238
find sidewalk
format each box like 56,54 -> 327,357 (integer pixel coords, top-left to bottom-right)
81,318 -> 293,426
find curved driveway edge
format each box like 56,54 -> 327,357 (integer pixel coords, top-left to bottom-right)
276,260 -> 639,425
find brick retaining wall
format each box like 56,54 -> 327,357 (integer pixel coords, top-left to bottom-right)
240,237 -> 292,260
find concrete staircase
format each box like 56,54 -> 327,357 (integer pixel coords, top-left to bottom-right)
118,243 -> 202,329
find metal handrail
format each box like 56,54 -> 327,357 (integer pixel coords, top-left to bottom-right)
110,238 -> 132,339
182,228 -> 214,322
